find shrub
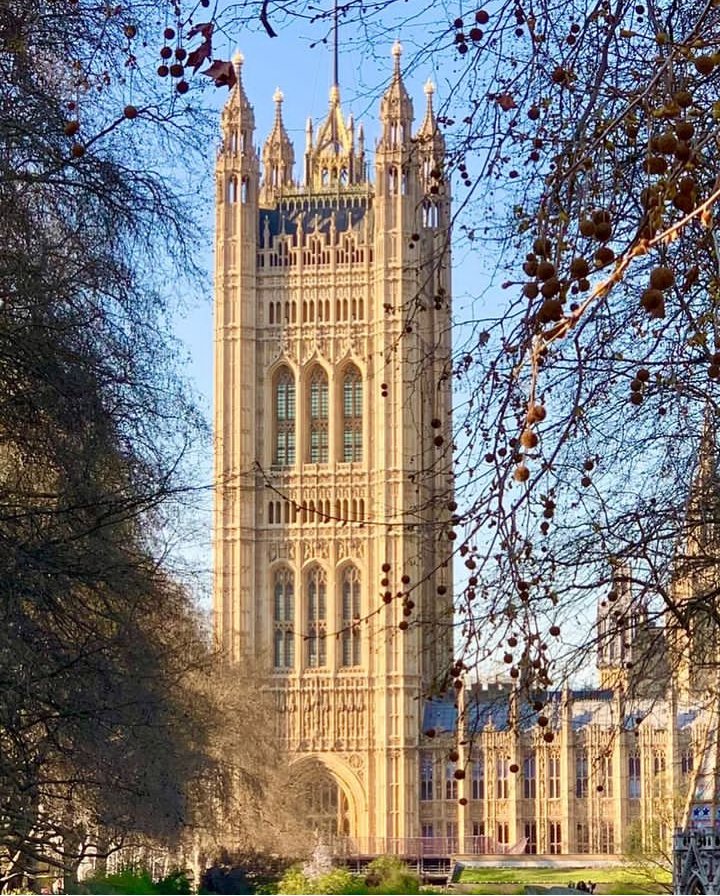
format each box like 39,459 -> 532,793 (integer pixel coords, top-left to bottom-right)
277,866 -> 366,894
80,868 -> 191,894
365,856 -> 419,894
200,849 -> 292,893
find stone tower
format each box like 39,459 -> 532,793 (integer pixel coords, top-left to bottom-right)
672,408 -> 720,698
213,47 -> 453,848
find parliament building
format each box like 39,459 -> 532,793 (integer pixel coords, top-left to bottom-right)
213,48 -> 716,860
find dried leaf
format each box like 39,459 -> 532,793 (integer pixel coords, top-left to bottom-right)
201,59 -> 237,90
186,21 -> 214,40
187,39 -> 211,73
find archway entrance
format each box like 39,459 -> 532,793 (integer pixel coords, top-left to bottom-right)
293,759 -> 350,839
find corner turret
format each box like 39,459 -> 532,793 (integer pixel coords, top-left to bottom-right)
378,41 -> 413,151
217,52 -> 259,206
261,87 -> 295,202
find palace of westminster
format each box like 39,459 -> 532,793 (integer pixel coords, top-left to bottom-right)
212,46 -> 720,862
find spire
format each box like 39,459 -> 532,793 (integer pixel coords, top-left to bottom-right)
416,78 -> 445,153
687,403 -> 720,534
304,83 -> 364,188
219,50 -> 257,168
221,51 -> 255,130
379,41 -> 413,149
261,87 -> 295,198
697,403 -> 718,487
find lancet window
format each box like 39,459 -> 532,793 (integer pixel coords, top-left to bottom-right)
471,754 -> 484,800
273,567 -> 294,669
341,565 -> 361,667
523,752 -> 536,799
342,366 -> 362,462
308,367 -> 329,463
306,565 -> 327,667
274,367 -> 295,466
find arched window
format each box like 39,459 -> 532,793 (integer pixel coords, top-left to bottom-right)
342,366 -> 362,462
273,567 -> 294,669
307,566 -> 327,667
308,367 -> 329,463
274,368 -> 295,466
341,566 -> 361,667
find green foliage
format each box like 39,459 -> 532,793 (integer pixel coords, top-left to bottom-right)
277,866 -> 366,894
80,867 -> 192,894
276,855 -> 421,895
199,849 -> 292,893
365,856 -> 419,894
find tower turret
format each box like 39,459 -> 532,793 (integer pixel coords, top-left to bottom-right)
261,87 -> 295,203
214,50 -> 259,662
596,561 -> 667,696
378,41 -> 413,152
672,406 -> 720,697
416,79 -> 448,229
218,52 -> 259,205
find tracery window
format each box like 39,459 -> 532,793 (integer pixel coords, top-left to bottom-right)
524,823 -> 538,854
341,565 -> 361,666
496,756 -> 509,799
549,821 -> 562,855
548,751 -> 561,799
420,754 -> 434,801
575,748 -> 588,798
576,822 -> 590,853
682,749 -> 694,776
600,821 -> 614,854
628,751 -> 641,799
308,367 -> 329,463
306,565 -> 327,667
342,366 -> 362,462
600,753 -> 613,797
274,367 -> 295,466
273,567 -> 294,669
471,755 -> 484,800
445,762 -> 458,800
523,753 -> 536,799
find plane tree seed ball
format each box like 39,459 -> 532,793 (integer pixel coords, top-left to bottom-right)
649,266 -> 674,290
695,55 -> 715,75
528,403 -> 546,423
536,260 -> 555,281
514,464 -> 530,482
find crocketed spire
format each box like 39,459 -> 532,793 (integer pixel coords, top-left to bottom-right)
221,51 -> 255,134
261,87 -> 295,197
416,78 -> 445,153
303,84 -> 365,189
378,41 -> 413,149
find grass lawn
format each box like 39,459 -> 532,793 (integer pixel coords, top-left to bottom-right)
456,865 -> 671,894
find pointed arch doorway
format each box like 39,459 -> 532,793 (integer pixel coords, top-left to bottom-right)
293,758 -> 350,839
290,754 -> 373,847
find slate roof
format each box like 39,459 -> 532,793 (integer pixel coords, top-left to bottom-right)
421,686 -> 703,736
259,201 -> 369,244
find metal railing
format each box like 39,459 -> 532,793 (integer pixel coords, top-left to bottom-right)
326,835 -> 525,857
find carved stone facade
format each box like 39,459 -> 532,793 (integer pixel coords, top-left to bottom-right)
213,48 -> 453,845
213,49 -> 720,869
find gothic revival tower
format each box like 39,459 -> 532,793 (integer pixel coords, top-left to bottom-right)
670,410 -> 720,699
213,48 -> 453,847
